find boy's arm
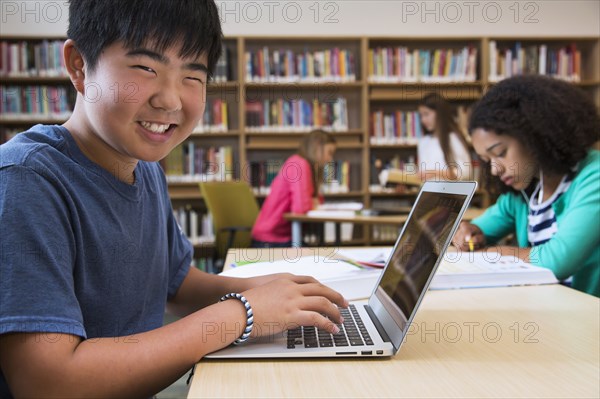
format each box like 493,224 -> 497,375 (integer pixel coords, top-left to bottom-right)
167,266 -> 285,316
0,299 -> 248,398
1,274 -> 346,398
167,266 -> 308,316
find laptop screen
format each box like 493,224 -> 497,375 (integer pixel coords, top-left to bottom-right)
377,191 -> 467,327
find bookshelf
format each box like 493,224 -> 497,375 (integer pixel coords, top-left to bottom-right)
0,37 -> 73,142
2,35 -> 599,251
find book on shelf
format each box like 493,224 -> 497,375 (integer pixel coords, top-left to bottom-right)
368,45 -> 477,83
245,98 -> 348,132
0,85 -> 74,119
173,205 -> 214,245
212,44 -> 230,83
0,39 -> 67,77
163,144 -> 234,182
322,160 -> 352,194
370,109 -> 423,145
245,46 -> 356,83
370,154 -> 417,186
194,99 -> 228,133
488,40 -> 581,82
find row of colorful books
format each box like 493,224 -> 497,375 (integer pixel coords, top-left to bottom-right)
163,145 -> 235,182
248,159 -> 353,195
489,41 -> 581,82
245,47 -> 357,82
0,40 -> 66,77
368,46 -> 478,83
194,99 -> 229,133
370,110 -> 424,145
322,161 -> 352,194
245,98 -> 349,132
0,85 -> 74,118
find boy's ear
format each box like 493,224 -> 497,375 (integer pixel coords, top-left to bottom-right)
63,39 -> 86,94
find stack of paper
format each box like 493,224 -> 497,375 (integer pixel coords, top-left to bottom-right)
306,203 -> 362,242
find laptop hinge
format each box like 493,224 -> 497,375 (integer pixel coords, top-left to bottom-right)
365,305 -> 391,343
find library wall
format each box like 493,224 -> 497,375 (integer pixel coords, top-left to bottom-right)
1,1 -> 599,37
2,0 -> 599,270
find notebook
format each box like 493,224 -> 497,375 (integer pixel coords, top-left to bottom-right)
206,181 -> 477,358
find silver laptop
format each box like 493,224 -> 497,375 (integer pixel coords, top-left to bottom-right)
207,181 -> 477,358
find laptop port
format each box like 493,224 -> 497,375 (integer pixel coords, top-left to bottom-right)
376,350 -> 384,355
361,351 -> 372,355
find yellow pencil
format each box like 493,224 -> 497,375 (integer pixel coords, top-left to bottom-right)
468,238 -> 475,252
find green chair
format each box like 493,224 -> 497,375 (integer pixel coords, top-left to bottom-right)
199,181 -> 260,271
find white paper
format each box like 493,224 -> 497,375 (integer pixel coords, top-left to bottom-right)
221,256 -> 382,300
337,247 -> 393,265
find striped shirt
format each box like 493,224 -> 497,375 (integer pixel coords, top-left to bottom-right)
527,172 -> 575,246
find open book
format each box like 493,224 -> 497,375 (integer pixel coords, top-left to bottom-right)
432,251 -> 558,289
337,248 -> 558,290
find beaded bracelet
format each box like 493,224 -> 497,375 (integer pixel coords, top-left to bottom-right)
219,293 -> 254,345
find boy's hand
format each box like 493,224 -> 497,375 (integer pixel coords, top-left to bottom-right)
453,221 -> 486,251
241,275 -> 348,337
243,273 -> 297,289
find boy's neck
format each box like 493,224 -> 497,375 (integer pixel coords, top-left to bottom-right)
63,116 -> 138,185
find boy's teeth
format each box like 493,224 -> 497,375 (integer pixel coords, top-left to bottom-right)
140,121 -> 170,134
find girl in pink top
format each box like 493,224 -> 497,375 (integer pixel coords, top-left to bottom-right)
251,130 -> 336,247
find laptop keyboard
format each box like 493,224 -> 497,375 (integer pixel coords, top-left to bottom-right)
286,304 -> 374,349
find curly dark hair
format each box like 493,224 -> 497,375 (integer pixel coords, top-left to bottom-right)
469,75 -> 599,195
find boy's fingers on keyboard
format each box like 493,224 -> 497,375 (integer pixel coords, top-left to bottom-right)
297,282 -> 348,307
299,311 -> 339,334
299,296 -> 343,324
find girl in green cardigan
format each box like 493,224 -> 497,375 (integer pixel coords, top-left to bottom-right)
453,75 -> 599,297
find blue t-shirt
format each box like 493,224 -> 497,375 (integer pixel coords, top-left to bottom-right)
0,125 -> 192,396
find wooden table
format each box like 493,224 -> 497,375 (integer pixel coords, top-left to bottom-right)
285,208 -> 485,246
187,248 -> 600,398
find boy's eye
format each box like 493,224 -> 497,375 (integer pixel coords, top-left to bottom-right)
133,65 -> 156,74
186,77 -> 205,84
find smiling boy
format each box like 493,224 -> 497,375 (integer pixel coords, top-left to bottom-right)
0,1 -> 346,397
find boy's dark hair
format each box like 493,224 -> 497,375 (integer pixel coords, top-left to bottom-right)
469,75 -> 599,194
67,0 -> 223,77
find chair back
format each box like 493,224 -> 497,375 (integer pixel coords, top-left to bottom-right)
199,181 -> 260,261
